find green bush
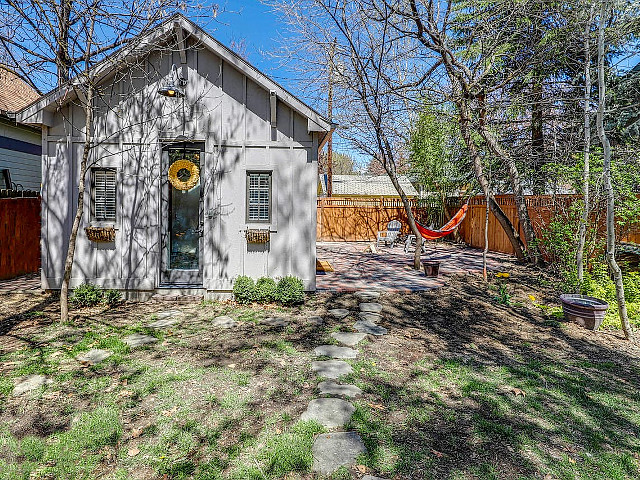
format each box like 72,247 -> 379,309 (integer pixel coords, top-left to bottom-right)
233,276 -> 256,304
255,277 -> 277,303
623,272 -> 640,303
275,276 -> 305,306
70,283 -> 103,307
103,289 -> 122,306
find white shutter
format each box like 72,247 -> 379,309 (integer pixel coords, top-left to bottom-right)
94,169 -> 116,221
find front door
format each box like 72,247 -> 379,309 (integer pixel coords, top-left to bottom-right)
161,142 -> 204,285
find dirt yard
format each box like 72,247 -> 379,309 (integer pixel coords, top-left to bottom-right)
1,264 -> 639,479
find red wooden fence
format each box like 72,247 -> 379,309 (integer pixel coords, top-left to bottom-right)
0,197 -> 41,279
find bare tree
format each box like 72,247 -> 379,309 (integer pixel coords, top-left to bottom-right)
597,0 -> 632,339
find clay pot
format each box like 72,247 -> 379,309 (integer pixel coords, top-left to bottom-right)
422,261 -> 440,277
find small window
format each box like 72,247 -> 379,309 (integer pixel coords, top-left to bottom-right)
92,168 -> 116,221
246,172 -> 271,222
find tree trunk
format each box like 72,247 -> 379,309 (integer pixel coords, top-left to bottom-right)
475,100 -> 543,265
60,85 -> 94,322
483,191 -> 489,281
596,2 -> 632,340
577,4 -> 594,286
455,89 -> 527,260
531,74 -> 545,195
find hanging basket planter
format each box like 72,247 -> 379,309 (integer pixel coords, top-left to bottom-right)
85,226 -> 116,243
246,229 -> 270,244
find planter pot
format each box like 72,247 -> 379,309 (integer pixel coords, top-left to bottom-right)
422,261 -> 440,277
559,294 -> 608,331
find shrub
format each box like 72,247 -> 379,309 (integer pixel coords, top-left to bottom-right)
233,276 -> 256,304
623,272 -> 640,303
70,283 -> 103,307
255,277 -> 277,303
275,276 -> 305,306
103,289 -> 122,306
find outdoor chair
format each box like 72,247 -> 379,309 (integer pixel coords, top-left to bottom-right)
376,219 -> 402,248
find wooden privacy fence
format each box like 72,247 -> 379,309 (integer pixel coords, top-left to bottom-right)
317,195 -> 640,256
316,197 -> 444,242
0,196 -> 41,279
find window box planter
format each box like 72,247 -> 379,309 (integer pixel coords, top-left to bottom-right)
85,226 -> 116,243
246,229 -> 270,244
559,294 -> 608,331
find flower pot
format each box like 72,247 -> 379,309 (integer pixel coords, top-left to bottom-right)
422,261 -> 440,277
559,294 -> 608,331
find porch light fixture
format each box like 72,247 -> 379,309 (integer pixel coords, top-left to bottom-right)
159,64 -> 187,98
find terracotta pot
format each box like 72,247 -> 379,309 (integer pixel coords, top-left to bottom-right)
423,261 -> 440,277
559,294 -> 608,331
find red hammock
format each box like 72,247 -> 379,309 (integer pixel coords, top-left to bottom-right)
416,203 -> 469,240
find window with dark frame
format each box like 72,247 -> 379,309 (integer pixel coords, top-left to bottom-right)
92,168 -> 116,221
246,172 -> 271,222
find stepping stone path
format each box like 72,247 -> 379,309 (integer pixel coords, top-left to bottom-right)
355,290 -> 381,301
77,349 -> 112,365
327,308 -> 350,320
13,374 -> 52,396
124,334 -> 158,348
362,476 -> 389,480
311,360 -> 353,379
312,432 -> 367,476
148,317 -> 179,329
155,309 -> 183,319
308,315 -> 325,326
318,381 -> 362,398
212,316 -> 237,328
331,332 -> 367,347
305,295 -> 390,475
354,320 -> 388,336
301,398 -> 356,428
314,345 -> 358,359
262,317 -> 288,327
359,302 -> 383,313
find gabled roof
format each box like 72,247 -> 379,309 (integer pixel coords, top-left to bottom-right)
319,174 -> 419,197
16,14 -> 331,133
0,66 -> 40,114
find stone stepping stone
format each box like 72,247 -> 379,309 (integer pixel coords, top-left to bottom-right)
77,348 -> 112,365
356,290 -> 381,301
327,309 -> 350,320
148,317 -> 179,329
155,310 -> 183,319
13,374 -> 52,396
262,317 -> 288,327
312,360 -> 353,379
362,476 -> 388,480
314,345 -> 358,359
301,398 -> 355,428
354,320 -> 388,336
359,312 -> 383,323
318,380 -> 362,398
359,302 -> 383,314
312,432 -> 367,475
212,315 -> 237,328
331,332 -> 367,347
308,315 -> 325,326
124,334 -> 158,348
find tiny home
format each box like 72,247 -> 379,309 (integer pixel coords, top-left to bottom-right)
17,15 -> 332,298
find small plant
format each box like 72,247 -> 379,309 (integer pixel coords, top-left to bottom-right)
233,275 -> 256,304
255,277 -> 277,303
70,283 -> 103,307
275,276 -> 305,306
103,289 -> 122,305
494,276 -> 512,306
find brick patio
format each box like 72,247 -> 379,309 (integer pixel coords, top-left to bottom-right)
316,241 -> 513,292
0,272 -> 41,293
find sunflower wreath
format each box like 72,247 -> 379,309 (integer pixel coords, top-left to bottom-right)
168,159 -> 200,191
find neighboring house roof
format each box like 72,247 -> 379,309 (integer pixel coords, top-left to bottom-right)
319,174 -> 419,197
16,14 -> 332,133
0,67 -> 40,114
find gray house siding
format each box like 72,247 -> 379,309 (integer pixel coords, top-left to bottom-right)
0,118 -> 41,191
39,36 -> 320,294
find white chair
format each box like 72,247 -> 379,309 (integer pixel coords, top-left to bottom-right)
376,220 -> 402,248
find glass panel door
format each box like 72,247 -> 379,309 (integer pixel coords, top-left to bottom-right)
161,143 -> 203,285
